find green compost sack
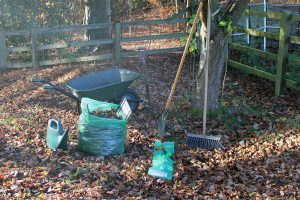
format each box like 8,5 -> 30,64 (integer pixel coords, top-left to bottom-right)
148,140 -> 175,180
78,98 -> 127,156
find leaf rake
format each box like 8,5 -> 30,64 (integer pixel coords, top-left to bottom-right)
186,0 -> 223,150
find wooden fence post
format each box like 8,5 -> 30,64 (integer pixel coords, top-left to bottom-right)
31,29 -> 39,69
114,23 -> 121,65
275,14 -> 291,96
0,32 -> 7,69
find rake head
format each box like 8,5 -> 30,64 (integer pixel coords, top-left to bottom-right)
186,133 -> 223,150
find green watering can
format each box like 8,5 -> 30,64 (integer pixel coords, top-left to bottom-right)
47,119 -> 69,150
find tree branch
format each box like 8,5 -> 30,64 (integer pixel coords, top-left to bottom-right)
219,0 -> 250,25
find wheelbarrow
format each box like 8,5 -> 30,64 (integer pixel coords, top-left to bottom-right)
32,68 -> 142,113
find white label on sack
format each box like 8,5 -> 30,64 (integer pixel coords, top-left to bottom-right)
149,169 -> 167,178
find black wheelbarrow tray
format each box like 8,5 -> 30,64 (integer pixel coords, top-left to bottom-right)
32,68 -> 142,112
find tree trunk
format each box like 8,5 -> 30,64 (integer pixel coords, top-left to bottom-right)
84,0 -> 111,41
195,30 -> 228,110
194,0 -> 249,111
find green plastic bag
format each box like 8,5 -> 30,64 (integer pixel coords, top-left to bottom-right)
78,98 -> 127,156
148,140 -> 175,180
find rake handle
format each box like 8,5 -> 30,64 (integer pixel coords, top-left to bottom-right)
164,4 -> 202,111
203,0 -> 212,135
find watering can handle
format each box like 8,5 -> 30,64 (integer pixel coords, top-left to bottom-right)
48,119 -> 60,131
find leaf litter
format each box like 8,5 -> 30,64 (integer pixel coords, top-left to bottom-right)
0,56 -> 299,199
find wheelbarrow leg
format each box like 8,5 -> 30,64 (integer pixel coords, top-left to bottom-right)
138,48 -> 151,107
77,100 -> 81,114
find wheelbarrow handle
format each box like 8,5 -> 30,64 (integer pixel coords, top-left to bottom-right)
31,78 -> 48,84
31,77 -> 81,113
31,77 -> 80,102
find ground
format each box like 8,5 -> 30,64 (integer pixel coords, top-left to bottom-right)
0,55 -> 299,199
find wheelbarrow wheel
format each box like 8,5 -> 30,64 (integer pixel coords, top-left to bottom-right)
121,89 -> 141,112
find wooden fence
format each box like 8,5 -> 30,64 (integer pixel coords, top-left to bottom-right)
115,16 -> 186,64
0,15 -> 186,70
229,9 -> 300,96
1,8 -> 300,96
0,23 -> 114,69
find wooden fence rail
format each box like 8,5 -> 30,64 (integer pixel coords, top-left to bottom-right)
230,9 -> 300,95
0,23 -> 114,69
0,15 -> 186,70
115,17 -> 186,65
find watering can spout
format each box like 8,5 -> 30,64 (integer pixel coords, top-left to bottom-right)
47,119 -> 68,150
